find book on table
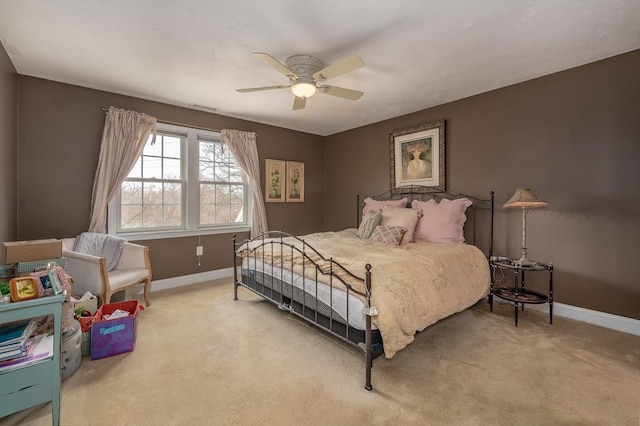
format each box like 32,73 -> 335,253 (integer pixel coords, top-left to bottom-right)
0,334 -> 54,372
0,318 -> 38,362
0,318 -> 38,346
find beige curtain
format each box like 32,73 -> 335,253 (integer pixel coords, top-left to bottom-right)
88,107 -> 157,233
221,129 -> 268,238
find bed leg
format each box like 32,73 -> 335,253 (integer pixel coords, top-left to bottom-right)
233,234 -> 238,301
364,263 -> 373,392
364,315 -> 373,392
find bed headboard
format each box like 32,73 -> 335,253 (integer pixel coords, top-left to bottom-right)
356,185 -> 494,258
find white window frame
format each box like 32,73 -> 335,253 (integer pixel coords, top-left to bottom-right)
108,123 -> 251,240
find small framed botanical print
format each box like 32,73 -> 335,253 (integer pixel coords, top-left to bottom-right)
9,277 -> 39,302
265,159 -> 286,202
285,161 -> 304,202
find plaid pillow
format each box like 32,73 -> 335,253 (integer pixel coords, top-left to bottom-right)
369,225 -> 407,245
357,211 -> 382,239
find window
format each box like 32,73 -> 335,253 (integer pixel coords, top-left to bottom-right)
198,137 -> 246,226
109,123 -> 250,239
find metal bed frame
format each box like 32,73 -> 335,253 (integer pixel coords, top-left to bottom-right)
233,186 -> 494,391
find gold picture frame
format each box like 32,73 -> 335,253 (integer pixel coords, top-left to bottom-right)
389,119 -> 445,191
285,161 -> 305,202
9,276 -> 39,302
265,159 -> 285,202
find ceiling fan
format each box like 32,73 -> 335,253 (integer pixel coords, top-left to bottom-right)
236,53 -> 364,110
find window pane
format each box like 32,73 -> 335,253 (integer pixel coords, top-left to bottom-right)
200,183 -> 214,204
200,183 -> 215,226
143,182 -> 163,205
229,166 -> 243,183
142,156 -> 162,179
215,184 -> 230,204
214,163 -> 229,181
163,158 -> 181,179
199,203 -> 215,225
164,136 -> 181,158
163,205 -> 182,227
199,141 -> 215,162
230,184 -> 244,202
164,182 -> 182,204
231,203 -> 244,222
143,205 -> 163,227
215,204 -> 231,223
199,162 -> 214,181
121,205 -> 142,229
143,135 -> 162,156
128,158 -> 142,179
121,181 -> 142,205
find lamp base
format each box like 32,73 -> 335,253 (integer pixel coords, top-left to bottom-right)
514,256 -> 537,267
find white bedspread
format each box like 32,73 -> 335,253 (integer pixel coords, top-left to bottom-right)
238,229 -> 490,358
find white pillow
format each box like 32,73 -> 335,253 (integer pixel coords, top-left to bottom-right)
380,206 -> 420,244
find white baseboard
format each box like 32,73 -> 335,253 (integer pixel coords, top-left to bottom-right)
124,267 -> 236,300
139,268 -> 640,337
149,267 -> 236,292
493,297 -> 640,336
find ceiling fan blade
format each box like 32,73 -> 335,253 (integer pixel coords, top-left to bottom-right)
312,54 -> 364,82
292,96 -> 306,110
319,85 -> 363,101
253,52 -> 298,78
236,85 -> 289,93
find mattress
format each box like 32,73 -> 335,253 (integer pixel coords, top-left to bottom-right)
242,258 -> 372,330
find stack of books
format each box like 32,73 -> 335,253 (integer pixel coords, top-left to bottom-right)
0,318 -> 37,360
0,319 -> 53,372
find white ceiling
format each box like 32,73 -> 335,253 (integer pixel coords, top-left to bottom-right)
1,0 -> 638,136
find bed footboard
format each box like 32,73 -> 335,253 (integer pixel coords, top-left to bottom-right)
233,232 -> 379,391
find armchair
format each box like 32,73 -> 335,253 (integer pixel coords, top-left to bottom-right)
61,238 -> 152,307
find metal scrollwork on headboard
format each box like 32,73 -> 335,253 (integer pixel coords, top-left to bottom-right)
356,185 -> 494,258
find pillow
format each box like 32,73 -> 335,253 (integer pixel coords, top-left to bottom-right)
380,206 -> 420,244
356,211 -> 382,239
362,197 -> 408,216
412,198 -> 472,243
369,225 -> 407,245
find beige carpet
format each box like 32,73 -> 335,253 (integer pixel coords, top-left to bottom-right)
2,278 -> 639,426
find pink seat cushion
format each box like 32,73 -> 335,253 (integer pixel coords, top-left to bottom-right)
412,198 -> 472,243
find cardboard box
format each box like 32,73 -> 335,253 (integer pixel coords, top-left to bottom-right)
3,239 -> 62,264
91,300 -> 143,360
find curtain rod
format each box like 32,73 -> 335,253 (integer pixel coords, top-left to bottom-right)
102,107 -> 221,133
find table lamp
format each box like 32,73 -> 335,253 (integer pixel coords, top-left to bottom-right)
504,188 -> 547,266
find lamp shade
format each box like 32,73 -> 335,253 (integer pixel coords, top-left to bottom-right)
291,82 -> 317,98
504,188 -> 547,208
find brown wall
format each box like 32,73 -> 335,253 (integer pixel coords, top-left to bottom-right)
324,50 -> 640,319
0,43 -> 17,260
15,77 -> 324,279
5,49 -> 639,319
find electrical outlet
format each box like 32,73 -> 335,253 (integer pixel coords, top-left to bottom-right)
196,246 -> 203,256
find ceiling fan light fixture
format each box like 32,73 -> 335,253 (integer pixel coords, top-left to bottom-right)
291,82 -> 317,98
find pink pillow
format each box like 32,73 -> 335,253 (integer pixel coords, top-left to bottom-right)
412,198 -> 472,243
362,197 -> 408,216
